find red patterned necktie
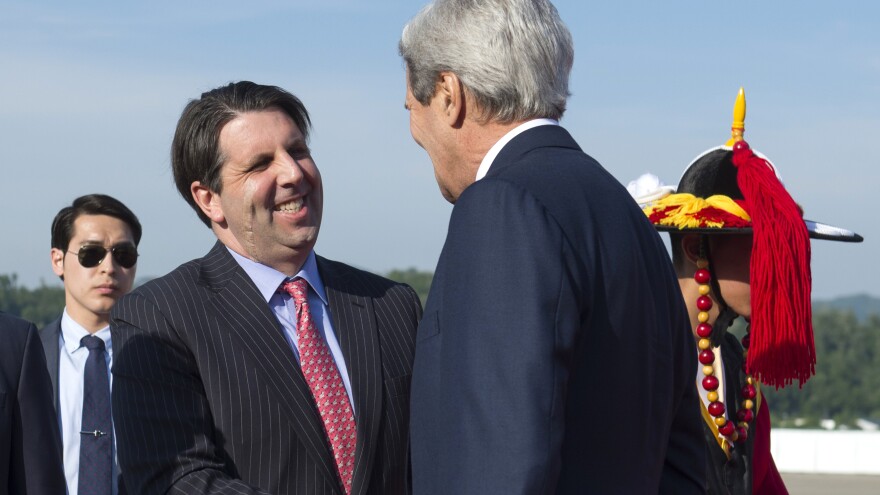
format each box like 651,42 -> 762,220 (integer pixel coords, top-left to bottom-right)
280,278 -> 357,494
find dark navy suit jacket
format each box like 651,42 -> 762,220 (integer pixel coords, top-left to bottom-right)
0,311 -> 66,495
410,125 -> 706,494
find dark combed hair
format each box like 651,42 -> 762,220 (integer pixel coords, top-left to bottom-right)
171,81 -> 312,227
51,194 -> 142,251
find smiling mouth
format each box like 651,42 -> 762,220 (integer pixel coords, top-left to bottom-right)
275,198 -> 304,213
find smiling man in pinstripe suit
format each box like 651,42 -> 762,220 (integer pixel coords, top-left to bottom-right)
110,81 -> 422,495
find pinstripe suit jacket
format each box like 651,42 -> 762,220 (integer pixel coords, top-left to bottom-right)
110,242 -> 422,495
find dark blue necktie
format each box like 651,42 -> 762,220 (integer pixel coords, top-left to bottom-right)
79,335 -> 113,495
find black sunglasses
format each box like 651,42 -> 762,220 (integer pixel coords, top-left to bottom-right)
68,244 -> 139,269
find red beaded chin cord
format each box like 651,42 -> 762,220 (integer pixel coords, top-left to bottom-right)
694,258 -> 757,445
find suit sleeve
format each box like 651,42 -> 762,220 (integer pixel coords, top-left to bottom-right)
411,179 -> 574,494
658,368 -> 707,493
12,322 -> 67,495
111,292 -> 270,495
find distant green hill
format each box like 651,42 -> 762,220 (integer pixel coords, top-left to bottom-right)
382,268 -> 880,321
385,268 -> 433,306
4,266 -> 879,325
814,294 -> 880,321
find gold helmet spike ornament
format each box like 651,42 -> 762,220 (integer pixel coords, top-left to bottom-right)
725,87 -> 746,147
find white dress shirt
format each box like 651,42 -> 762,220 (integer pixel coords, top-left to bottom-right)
475,118 -> 559,181
58,309 -> 119,495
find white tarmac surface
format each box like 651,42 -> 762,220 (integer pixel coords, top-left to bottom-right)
781,473 -> 880,494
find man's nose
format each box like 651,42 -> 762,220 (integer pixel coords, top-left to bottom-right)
276,152 -> 305,184
100,251 -> 118,273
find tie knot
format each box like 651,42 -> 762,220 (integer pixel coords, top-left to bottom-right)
279,277 -> 309,305
81,335 -> 106,352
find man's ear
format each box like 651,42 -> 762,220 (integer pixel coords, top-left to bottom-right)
681,234 -> 702,264
436,71 -> 465,127
50,248 -> 65,278
191,181 -> 225,225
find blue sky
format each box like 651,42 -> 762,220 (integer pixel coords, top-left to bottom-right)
1,0 -> 877,299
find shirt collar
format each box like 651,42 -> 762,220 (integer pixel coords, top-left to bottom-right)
227,248 -> 328,305
60,309 -> 112,354
475,118 -> 559,181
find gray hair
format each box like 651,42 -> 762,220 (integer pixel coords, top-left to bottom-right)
400,0 -> 574,123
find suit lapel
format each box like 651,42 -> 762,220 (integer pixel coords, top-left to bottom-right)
199,243 -> 339,490
38,317 -> 62,411
319,257 -> 382,495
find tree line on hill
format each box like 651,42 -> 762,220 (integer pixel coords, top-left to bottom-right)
3,271 -> 878,428
0,274 -> 65,327
760,309 -> 880,428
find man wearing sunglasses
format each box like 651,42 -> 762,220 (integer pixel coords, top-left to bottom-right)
39,193 -> 142,495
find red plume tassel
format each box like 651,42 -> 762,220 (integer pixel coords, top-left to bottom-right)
732,141 -> 814,389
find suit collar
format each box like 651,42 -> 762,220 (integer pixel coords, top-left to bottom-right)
476,118 -> 559,180
197,241 -> 247,292
486,124 -> 582,178
225,247 -> 288,302
226,247 -> 328,305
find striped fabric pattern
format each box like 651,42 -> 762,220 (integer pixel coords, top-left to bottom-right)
110,242 -> 421,495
